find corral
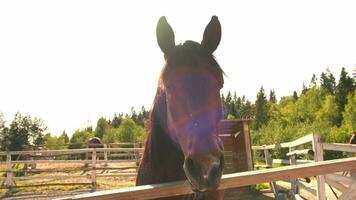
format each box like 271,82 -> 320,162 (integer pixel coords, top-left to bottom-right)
0,120 -> 355,200
55,132 -> 356,200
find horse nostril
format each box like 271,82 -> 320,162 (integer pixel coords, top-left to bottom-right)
184,156 -> 201,180
209,163 -> 220,180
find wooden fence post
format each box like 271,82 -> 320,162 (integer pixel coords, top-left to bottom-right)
6,152 -> 14,190
103,144 -> 108,166
264,148 -> 272,168
312,132 -> 325,200
91,149 -> 97,191
289,146 -> 299,194
243,121 -> 253,171
134,143 -> 140,168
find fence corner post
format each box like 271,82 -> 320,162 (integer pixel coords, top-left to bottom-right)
312,132 -> 325,200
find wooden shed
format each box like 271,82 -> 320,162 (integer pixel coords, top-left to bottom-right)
218,119 -> 254,196
218,119 -> 253,173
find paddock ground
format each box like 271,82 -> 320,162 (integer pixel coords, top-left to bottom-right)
0,162 -> 343,200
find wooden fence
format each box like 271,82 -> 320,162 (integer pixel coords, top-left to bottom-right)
56,157 -> 356,200
252,132 -> 356,200
0,147 -> 143,190
56,132 -> 356,200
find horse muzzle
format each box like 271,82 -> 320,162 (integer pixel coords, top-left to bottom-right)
183,154 -> 224,192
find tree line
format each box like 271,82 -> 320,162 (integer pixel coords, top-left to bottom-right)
0,106 -> 149,150
1,67 -> 355,157
222,67 -> 356,159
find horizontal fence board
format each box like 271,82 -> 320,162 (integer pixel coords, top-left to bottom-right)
252,134 -> 313,150
12,175 -> 90,181
0,148 -> 144,156
57,157 -> 356,200
323,143 -> 356,153
272,159 -> 314,165
0,182 -> 91,189
286,149 -> 313,156
0,159 -> 140,164
325,173 -> 355,185
96,173 -> 137,178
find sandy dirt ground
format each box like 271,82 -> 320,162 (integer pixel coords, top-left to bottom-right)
1,161 -> 350,200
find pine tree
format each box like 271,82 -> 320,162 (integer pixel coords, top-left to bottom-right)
241,100 -> 254,119
60,131 -> 69,143
292,91 -> 299,101
112,113 -> 123,128
335,68 -> 355,124
225,91 -> 232,115
320,68 -> 336,94
137,106 -> 149,127
302,82 -> 309,94
0,113 -> 8,151
94,117 -> 109,139
130,107 -> 138,124
269,89 -> 277,103
230,92 -> 238,117
235,97 -> 243,118
310,74 -> 318,87
5,112 -> 46,151
221,94 -> 227,119
253,87 -> 269,129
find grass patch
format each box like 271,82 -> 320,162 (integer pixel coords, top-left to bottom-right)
255,183 -> 270,190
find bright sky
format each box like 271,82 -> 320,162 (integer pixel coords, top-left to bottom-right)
1,0 -> 356,135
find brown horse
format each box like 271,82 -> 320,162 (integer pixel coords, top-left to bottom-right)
136,16 -> 225,200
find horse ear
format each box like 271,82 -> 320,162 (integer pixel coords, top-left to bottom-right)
156,16 -> 175,54
201,16 -> 221,54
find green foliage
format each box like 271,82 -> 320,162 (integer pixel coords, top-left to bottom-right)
320,68 -> 336,95
269,89 -> 277,103
117,118 -> 145,143
292,91 -> 299,100
252,68 -> 356,160
342,93 -> 356,131
222,92 -> 254,119
335,67 -> 355,124
227,114 -> 236,119
253,87 -> 269,129
102,117 -> 146,143
255,183 -> 270,190
44,131 -> 70,150
94,117 -> 109,139
59,131 -> 69,144
0,113 -> 7,151
102,127 -> 119,143
69,130 -> 94,149
111,113 -> 123,128
0,112 -> 47,151
315,95 -> 339,126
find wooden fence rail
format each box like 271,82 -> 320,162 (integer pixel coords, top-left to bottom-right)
252,132 -> 356,200
56,157 -> 356,200
0,147 -> 143,191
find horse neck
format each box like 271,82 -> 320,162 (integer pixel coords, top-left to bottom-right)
147,90 -> 184,166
